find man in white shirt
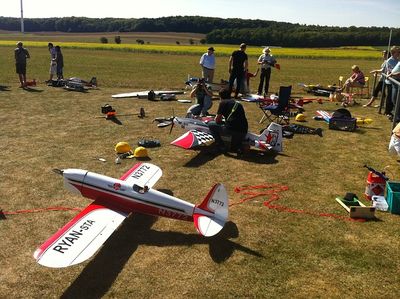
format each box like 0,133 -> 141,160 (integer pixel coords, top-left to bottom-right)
199,47 -> 216,83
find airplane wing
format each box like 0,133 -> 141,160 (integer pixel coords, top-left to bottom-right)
33,202 -> 129,268
120,162 -> 162,188
171,130 -> 215,149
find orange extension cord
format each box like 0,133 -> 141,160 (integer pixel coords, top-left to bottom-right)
232,184 -> 366,223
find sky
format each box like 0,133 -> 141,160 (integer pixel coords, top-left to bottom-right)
2,0 -> 399,28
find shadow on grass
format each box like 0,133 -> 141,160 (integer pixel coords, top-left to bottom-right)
22,86 -> 44,92
184,148 -> 281,167
0,85 -> 10,91
61,215 -> 261,299
225,149 -> 281,164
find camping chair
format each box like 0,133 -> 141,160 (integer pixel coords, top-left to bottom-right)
338,76 -> 370,99
258,85 -> 292,124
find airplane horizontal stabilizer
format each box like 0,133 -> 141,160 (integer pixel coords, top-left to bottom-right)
193,184 -> 228,237
171,130 -> 214,149
33,202 -> 128,268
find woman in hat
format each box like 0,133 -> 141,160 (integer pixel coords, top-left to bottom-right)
257,47 -> 277,96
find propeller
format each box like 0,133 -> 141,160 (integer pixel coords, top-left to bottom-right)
52,168 -> 64,175
169,118 -> 175,134
153,109 -> 176,131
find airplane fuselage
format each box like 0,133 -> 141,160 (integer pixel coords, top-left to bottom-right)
173,117 -> 280,151
63,169 -> 204,222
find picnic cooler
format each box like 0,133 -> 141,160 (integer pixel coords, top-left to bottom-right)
385,181 -> 400,215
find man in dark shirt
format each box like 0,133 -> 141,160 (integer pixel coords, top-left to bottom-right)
228,43 -> 248,99
208,89 -> 248,153
14,41 -> 30,87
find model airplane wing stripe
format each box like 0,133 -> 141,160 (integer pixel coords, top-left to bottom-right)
171,130 -> 214,149
316,110 -> 331,122
33,202 -> 129,268
120,162 -> 162,188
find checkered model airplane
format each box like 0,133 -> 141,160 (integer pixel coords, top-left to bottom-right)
162,116 -> 283,152
33,163 -> 228,268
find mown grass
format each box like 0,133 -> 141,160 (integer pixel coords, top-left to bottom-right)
1,43 -> 399,299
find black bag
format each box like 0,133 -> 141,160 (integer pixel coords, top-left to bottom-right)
147,90 -> 156,101
329,108 -> 356,132
138,138 -> 161,148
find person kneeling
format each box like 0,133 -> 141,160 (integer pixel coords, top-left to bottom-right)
187,78 -> 213,118
208,89 -> 248,153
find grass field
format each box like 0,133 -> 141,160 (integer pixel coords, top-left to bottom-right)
1,39 -> 400,299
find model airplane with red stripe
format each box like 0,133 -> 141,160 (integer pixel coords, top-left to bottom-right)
158,116 -> 283,152
33,162 -> 228,268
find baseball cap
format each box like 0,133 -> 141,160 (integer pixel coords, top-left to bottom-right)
208,47 -> 215,51
239,43 -> 246,48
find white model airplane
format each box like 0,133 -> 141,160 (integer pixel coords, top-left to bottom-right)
33,163 -> 228,268
159,116 -> 283,152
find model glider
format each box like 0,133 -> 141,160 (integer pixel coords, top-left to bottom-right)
33,162 -> 228,268
111,90 -> 184,99
160,116 -> 283,152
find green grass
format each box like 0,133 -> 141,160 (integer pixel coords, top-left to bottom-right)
1,43 -> 400,299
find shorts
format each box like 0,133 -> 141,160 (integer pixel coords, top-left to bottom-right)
16,63 -> 26,75
49,62 -> 57,75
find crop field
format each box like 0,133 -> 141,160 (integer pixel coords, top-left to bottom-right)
0,30 -> 384,59
0,38 -> 399,298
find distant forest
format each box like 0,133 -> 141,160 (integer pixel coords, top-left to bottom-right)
0,16 -> 399,47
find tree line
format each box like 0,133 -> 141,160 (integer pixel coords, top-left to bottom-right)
0,16 -> 398,47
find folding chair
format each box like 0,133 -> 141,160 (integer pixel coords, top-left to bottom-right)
258,85 -> 292,124
338,76 -> 370,98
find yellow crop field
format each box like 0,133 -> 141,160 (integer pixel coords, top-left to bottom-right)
0,40 -> 383,59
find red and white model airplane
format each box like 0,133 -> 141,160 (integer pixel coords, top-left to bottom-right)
164,117 -> 283,152
33,162 -> 228,268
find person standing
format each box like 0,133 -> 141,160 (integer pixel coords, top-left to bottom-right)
14,41 -> 30,87
228,43 -> 248,99
257,47 -> 277,96
388,60 -> 400,121
384,46 -> 400,119
55,46 -> 64,80
47,42 -> 57,82
364,50 -> 389,107
241,68 -> 259,95
199,47 -> 216,83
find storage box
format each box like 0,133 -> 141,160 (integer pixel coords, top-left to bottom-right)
385,181 -> 400,215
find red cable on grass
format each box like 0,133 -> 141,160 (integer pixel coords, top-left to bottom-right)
232,184 -> 366,223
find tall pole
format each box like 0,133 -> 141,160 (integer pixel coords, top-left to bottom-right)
387,28 -> 393,53
20,0 -> 24,33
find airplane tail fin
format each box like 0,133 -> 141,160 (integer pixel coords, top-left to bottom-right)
89,77 -> 97,87
193,184 -> 228,237
259,122 -> 283,152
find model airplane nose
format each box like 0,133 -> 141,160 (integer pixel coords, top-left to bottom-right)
62,169 -> 88,195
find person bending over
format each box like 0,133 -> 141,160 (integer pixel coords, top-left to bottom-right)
208,89 -> 248,153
